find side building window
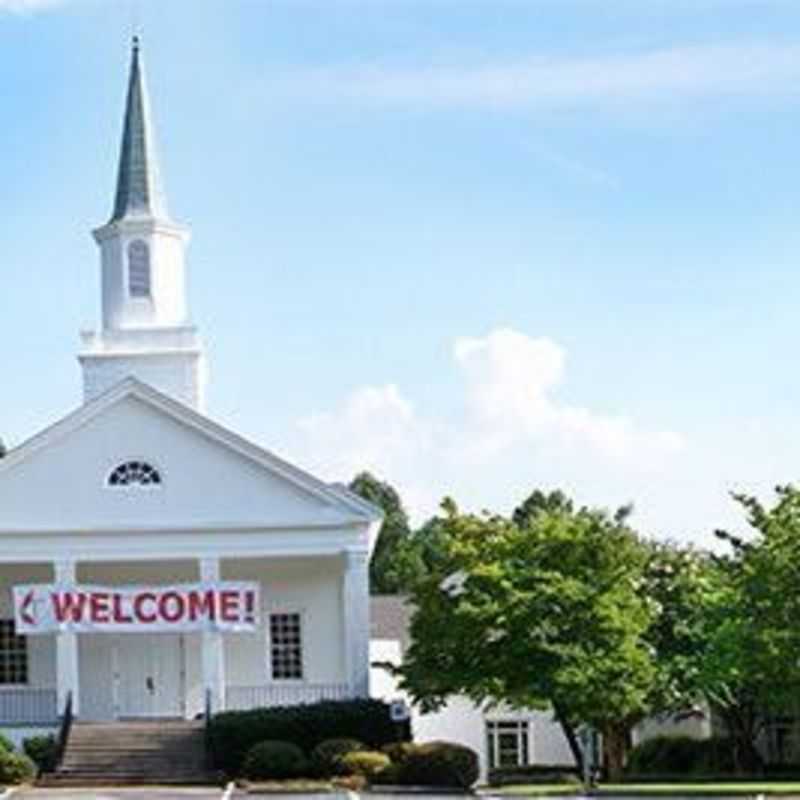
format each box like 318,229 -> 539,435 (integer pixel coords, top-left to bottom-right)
0,620 -> 28,685
486,720 -> 530,769
128,239 -> 151,298
269,612 -> 303,680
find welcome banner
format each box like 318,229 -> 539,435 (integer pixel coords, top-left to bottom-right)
13,582 -> 260,634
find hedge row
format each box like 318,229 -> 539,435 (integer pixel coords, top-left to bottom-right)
489,763 -> 580,786
626,735 -> 736,775
209,699 -> 411,776
238,736 -> 479,789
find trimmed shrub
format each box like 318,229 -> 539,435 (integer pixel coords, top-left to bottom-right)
626,735 -> 735,776
210,699 -> 410,776
0,733 -> 14,753
242,740 -> 308,781
0,749 -> 35,784
381,741 -> 416,763
489,764 -> 580,787
340,750 -> 391,780
23,735 -> 58,775
374,761 -> 401,784
311,738 -> 366,776
375,741 -> 479,789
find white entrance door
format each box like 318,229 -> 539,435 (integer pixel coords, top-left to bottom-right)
114,634 -> 185,719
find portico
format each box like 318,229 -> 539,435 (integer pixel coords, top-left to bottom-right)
0,549 -> 371,728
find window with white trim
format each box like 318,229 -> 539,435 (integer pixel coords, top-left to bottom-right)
486,720 -> 530,769
0,620 -> 28,685
128,240 -> 151,298
107,461 -> 162,488
269,613 -> 303,680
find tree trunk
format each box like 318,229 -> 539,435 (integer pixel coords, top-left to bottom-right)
553,702 -> 584,775
603,724 -> 628,783
720,705 -> 764,775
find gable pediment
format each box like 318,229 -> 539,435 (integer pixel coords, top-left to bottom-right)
0,379 -> 378,533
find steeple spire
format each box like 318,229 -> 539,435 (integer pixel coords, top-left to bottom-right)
110,36 -> 168,223
82,38 -> 206,411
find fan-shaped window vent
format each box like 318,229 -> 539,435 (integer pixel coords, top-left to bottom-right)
108,461 -> 162,488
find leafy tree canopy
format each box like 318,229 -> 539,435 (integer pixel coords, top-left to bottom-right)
397,495 -> 662,777
698,486 -> 800,771
348,471 -> 424,594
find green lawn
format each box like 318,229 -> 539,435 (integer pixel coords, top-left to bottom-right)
485,783 -> 800,797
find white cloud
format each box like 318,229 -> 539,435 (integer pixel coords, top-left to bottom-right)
267,42 -> 800,110
454,328 -> 684,460
296,385 -> 440,516
298,384 -> 422,476
290,328 -> 684,524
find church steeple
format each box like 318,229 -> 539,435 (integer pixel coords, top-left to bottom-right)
110,36 -> 169,223
79,38 -> 207,411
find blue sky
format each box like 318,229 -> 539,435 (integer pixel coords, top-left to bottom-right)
3,0 -> 800,544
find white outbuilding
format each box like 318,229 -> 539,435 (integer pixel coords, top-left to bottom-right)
0,39 -> 381,743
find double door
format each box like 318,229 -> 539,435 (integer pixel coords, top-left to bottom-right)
113,633 -> 185,719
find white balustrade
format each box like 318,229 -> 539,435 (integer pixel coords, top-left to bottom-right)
0,688 -> 59,725
225,683 -> 351,710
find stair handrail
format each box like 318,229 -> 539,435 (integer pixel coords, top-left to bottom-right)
204,687 -> 214,772
55,690 -> 74,770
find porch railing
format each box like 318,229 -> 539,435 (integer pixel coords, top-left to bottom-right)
225,683 -> 351,710
0,688 -> 59,726
55,690 -> 73,771
203,688 -> 214,772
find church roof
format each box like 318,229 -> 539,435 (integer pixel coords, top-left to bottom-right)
110,37 -> 169,223
0,377 -> 384,533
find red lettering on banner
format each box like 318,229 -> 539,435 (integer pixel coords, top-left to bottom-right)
52,592 -> 88,623
133,592 -> 157,623
112,593 -> 133,624
220,590 -> 239,622
25,583 -> 256,631
90,593 -> 111,623
159,591 -> 185,623
188,590 -> 216,621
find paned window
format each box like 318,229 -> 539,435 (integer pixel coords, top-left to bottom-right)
108,461 -> 162,488
128,240 -> 151,298
270,613 -> 303,680
487,720 -> 530,769
0,620 -> 27,685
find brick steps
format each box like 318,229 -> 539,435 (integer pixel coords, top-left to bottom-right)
40,720 -> 214,787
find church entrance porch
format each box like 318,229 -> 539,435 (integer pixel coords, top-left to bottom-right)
0,551 -> 366,731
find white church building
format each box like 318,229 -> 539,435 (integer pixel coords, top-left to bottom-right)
0,39 -> 381,740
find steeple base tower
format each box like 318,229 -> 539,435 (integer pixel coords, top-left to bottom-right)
79,325 -> 207,410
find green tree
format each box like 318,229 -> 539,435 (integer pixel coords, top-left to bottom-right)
697,487 -> 800,772
348,472 -> 424,594
410,516 -> 451,576
397,497 -> 660,779
640,542 -> 717,716
512,488 -> 574,527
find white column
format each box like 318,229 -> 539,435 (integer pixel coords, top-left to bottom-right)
342,549 -> 370,697
54,559 -> 79,716
200,557 -> 226,713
